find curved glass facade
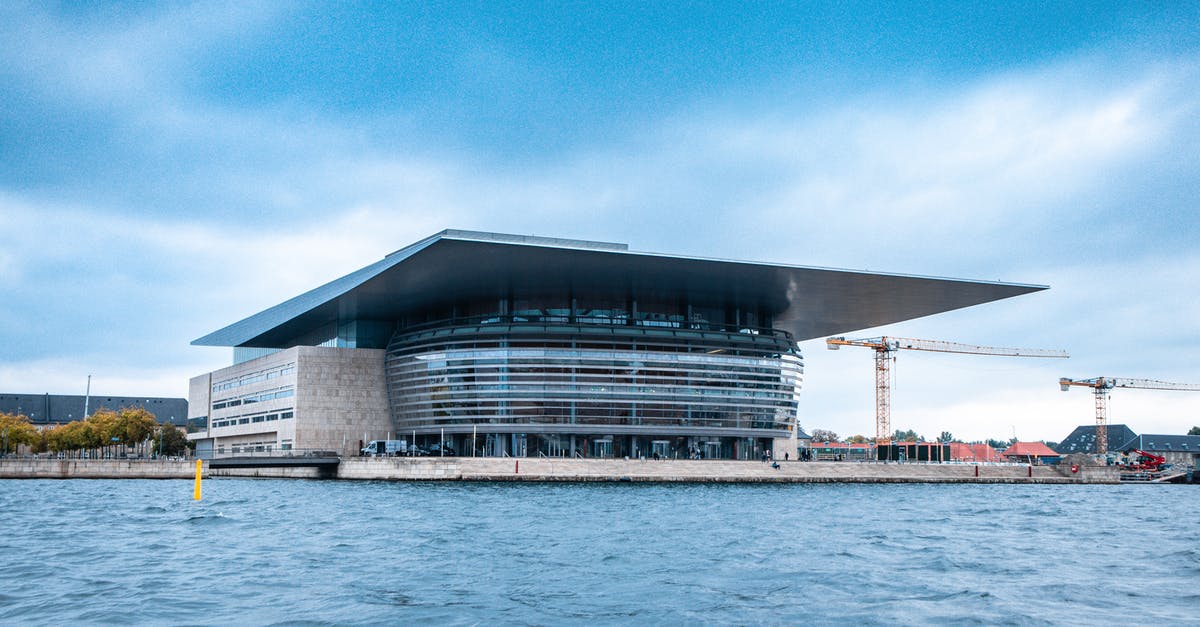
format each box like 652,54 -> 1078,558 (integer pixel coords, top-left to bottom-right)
384,318 -> 802,459
193,230 -> 1044,459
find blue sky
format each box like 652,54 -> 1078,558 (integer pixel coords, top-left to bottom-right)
2,1 -> 1198,441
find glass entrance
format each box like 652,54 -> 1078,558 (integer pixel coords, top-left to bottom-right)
651,440 -> 671,459
485,434 -> 507,457
593,438 -> 613,458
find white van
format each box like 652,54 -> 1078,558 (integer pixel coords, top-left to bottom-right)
361,440 -> 407,457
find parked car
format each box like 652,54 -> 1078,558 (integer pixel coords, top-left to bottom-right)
417,444 -> 456,456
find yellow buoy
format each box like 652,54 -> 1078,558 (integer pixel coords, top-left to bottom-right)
193,459 -> 203,500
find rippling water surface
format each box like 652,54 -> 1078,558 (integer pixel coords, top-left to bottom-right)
1,479 -> 1197,624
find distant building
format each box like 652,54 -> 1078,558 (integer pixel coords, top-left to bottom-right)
949,442 -> 977,461
796,428 -> 812,456
949,443 -> 1003,462
969,443 -> 1003,462
0,393 -> 187,427
1055,424 -> 1139,455
809,441 -> 873,461
1115,434 -> 1200,468
1002,441 -> 1060,465
878,441 -> 951,462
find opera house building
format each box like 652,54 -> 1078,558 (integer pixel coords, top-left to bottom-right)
187,230 -> 1042,460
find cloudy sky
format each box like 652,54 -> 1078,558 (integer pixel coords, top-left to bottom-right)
2,2 -> 1198,442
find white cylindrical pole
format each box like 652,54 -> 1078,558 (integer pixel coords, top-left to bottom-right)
83,374 -> 92,419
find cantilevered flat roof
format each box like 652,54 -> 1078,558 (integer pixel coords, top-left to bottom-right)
193,229 -> 1047,347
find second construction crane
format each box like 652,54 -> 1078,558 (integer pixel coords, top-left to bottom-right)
1059,377 -> 1200,455
827,336 -> 1069,444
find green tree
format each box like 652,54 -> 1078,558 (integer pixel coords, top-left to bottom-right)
938,431 -> 954,443
1188,426 -> 1200,436
0,412 -> 40,454
892,428 -> 922,442
810,429 -> 839,442
157,423 -> 189,456
845,434 -> 869,444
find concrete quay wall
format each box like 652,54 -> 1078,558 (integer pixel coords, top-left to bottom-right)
333,457 -> 1121,484
0,458 -> 197,479
208,465 -> 326,479
0,457 -> 1121,483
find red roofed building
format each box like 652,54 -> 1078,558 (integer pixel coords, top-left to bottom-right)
949,443 -> 1002,462
949,442 -> 975,461
969,443 -> 1002,462
1001,441 -> 1060,465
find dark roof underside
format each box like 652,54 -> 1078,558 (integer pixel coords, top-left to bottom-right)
193,230 -> 1048,347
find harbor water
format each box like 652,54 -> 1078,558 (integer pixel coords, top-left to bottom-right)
1,479 -> 1196,624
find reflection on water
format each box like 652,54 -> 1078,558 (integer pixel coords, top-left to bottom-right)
0,480 -> 1196,624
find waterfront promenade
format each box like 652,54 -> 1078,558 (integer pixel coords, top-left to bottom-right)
0,457 -> 1119,483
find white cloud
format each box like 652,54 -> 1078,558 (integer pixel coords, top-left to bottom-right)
0,3 -> 284,109
2,35 -> 1198,442
0,357 -> 204,401
687,65 -> 1191,271
793,250 -> 1200,442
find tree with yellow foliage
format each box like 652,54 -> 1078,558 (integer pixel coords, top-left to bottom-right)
0,412 -> 40,455
42,406 -> 161,456
114,407 -> 158,447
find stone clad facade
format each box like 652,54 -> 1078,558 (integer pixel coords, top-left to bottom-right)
189,346 -> 390,457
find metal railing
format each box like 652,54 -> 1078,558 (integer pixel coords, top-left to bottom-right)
0,452 -> 193,461
203,448 -> 340,460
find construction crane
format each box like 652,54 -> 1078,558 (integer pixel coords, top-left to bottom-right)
827,336 -> 1069,444
1059,377 -> 1200,455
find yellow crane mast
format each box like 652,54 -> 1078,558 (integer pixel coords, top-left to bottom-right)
827,336 -> 1069,444
1059,377 -> 1200,455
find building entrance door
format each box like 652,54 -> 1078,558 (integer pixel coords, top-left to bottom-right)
651,440 -> 670,459
485,434 -> 507,457
703,441 -> 721,459
593,438 -> 613,458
